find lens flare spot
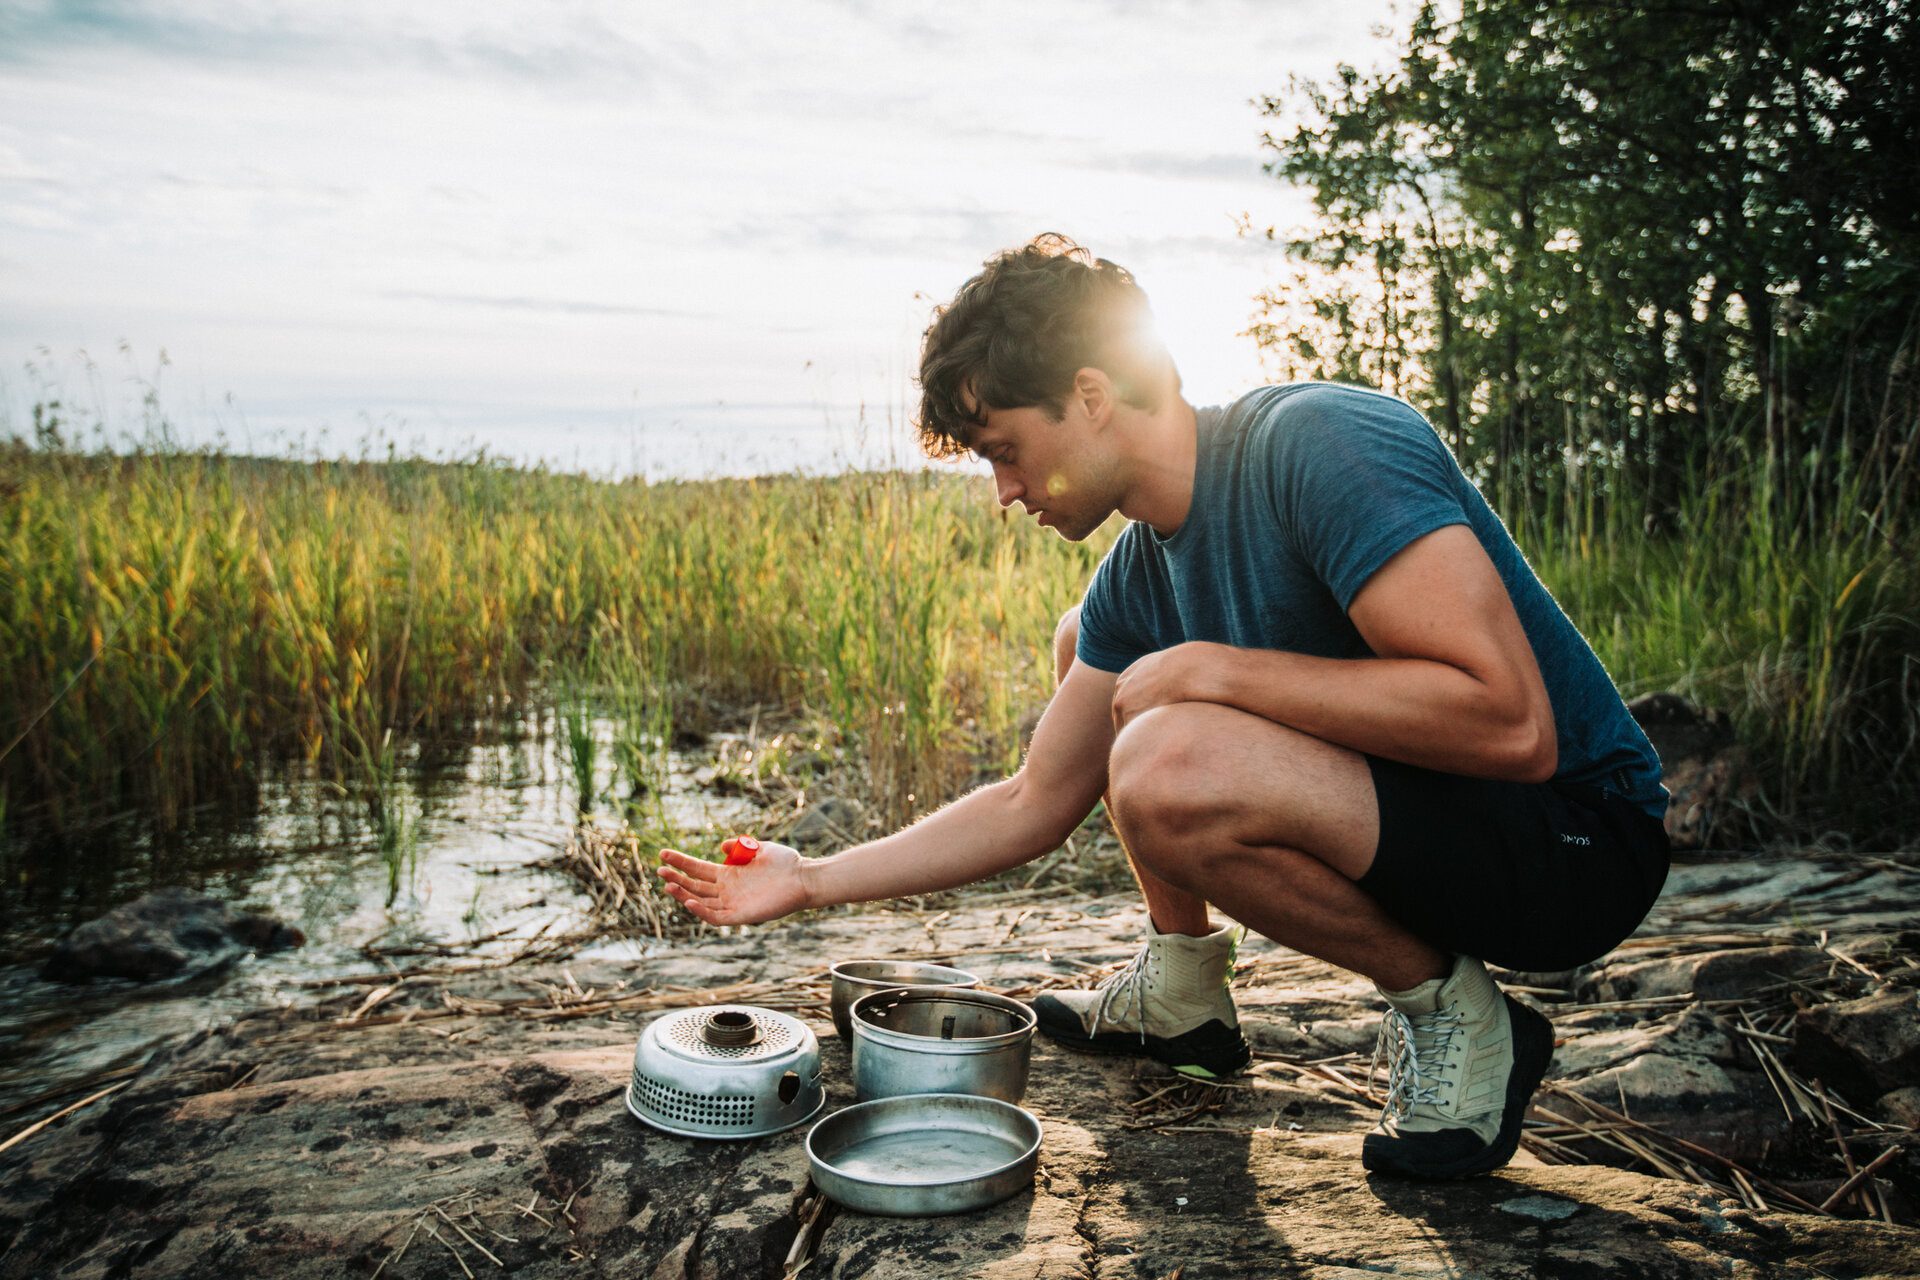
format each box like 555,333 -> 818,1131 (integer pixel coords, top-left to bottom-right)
1045,472 -> 1070,499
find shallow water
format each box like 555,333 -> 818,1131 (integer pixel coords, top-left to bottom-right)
0,719 -> 756,1115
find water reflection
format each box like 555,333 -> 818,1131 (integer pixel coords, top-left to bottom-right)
0,714 -> 755,1113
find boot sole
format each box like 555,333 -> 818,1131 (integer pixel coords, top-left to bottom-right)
1032,1003 -> 1251,1079
1361,994 -> 1555,1179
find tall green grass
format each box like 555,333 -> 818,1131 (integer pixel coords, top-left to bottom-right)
1,424 -> 1913,848
362,727 -> 419,904
1519,441 -> 1918,841
0,439 -> 1097,844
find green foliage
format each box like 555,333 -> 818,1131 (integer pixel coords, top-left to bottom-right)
1256,0 -> 1919,532
0,420 -> 1914,844
592,627 -> 676,819
1513,446 -> 1918,839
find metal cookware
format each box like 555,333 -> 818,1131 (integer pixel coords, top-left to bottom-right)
828,959 -> 979,1040
626,1005 -> 825,1139
805,1093 -> 1042,1216
850,987 -> 1035,1103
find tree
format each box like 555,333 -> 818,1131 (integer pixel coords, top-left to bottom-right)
1256,0 -> 1920,533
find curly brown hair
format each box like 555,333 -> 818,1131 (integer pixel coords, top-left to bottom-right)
914,234 -> 1179,459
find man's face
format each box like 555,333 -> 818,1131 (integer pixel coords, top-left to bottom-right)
968,398 -> 1120,541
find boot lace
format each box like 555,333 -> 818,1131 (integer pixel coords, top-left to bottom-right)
1089,945 -> 1157,1042
1371,1004 -> 1464,1122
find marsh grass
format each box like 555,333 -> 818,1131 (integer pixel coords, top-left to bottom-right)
1522,438 -> 1919,840
592,628 -> 678,816
0,439 -> 1095,851
362,728 -> 419,905
555,687 -> 599,816
1,423 -> 1914,852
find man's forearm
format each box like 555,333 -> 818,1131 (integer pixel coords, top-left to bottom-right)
797,775 -> 1080,909
1199,645 -> 1554,781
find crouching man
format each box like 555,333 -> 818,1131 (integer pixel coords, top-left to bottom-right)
660,234 -> 1670,1179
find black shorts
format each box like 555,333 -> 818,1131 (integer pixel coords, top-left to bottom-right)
1356,756 -> 1671,972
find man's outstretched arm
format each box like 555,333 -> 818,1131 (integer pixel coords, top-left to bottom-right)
1110,524 -> 1557,782
658,657 -> 1119,925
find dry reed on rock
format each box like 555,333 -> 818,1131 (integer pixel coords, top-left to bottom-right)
556,826 -> 690,941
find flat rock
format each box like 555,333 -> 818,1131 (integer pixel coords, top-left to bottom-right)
1646,860 -> 1919,935
1878,1086 -> 1920,1128
11,1038 -> 1911,1280
1563,1050 -> 1785,1163
3,856 -> 1918,1278
1498,1193 -> 1583,1221
789,796 -> 869,847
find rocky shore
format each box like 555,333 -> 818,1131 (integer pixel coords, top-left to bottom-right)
3,852 -> 1917,1279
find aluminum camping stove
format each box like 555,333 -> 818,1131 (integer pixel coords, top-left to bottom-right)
625,1005 -> 825,1139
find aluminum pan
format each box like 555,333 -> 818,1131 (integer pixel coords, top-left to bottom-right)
805,1093 -> 1042,1216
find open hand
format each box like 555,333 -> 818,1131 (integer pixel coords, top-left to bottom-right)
657,840 -> 809,926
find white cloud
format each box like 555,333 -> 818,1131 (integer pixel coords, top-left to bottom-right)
0,1 -> 700,96
0,0 -> 1402,475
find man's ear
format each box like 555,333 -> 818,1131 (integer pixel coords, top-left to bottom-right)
1073,368 -> 1115,429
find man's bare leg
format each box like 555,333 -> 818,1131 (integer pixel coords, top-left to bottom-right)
1104,699 -> 1448,990
1034,611 -> 1252,1079
1105,699 -> 1555,1179
1053,608 -> 1211,936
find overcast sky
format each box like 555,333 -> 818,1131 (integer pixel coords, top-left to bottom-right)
0,0 -> 1400,477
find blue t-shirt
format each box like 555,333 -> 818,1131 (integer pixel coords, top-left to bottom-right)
1077,383 -> 1667,818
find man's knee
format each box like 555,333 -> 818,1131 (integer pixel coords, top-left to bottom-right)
1052,605 -> 1081,687
1113,703 -> 1379,887
1107,705 -> 1226,882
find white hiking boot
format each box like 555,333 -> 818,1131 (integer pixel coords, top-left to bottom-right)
1363,953 -> 1554,1178
1030,922 -> 1251,1079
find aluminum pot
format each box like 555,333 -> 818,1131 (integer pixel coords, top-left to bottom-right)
828,959 -> 978,1041
849,987 -> 1035,1104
